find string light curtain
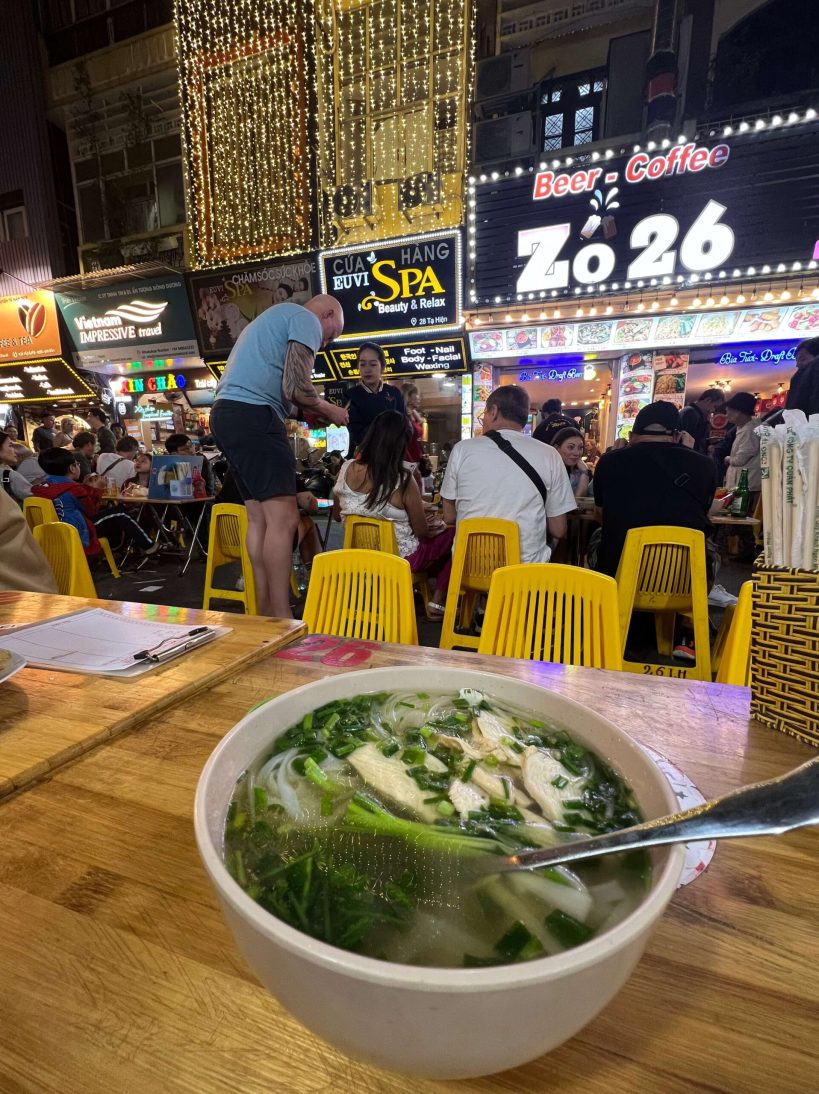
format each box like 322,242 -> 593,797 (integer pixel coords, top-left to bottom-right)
316,0 -> 472,245
175,0 -> 317,268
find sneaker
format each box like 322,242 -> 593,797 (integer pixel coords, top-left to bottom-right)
235,575 -> 245,591
708,584 -> 737,608
672,640 -> 696,663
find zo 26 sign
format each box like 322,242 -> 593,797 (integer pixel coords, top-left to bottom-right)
470,127 -> 819,304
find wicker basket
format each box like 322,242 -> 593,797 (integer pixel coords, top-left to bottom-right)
751,564 -> 819,748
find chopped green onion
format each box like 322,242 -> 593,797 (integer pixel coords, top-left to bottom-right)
437,800 -> 455,817
551,775 -> 569,789
461,760 -> 477,783
484,754 -> 499,768
545,909 -> 594,949
379,740 -> 400,757
302,712 -> 314,731
494,921 -> 544,961
253,787 -> 268,811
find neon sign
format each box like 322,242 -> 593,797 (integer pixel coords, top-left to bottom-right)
717,345 -> 796,366
114,373 -> 187,395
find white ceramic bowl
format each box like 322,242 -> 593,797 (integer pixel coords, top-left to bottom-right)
195,667 -> 684,1079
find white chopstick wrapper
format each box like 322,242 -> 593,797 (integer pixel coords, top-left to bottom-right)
758,427 -> 774,567
768,438 -> 784,567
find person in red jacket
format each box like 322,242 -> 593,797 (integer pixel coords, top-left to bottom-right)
33,447 -> 158,556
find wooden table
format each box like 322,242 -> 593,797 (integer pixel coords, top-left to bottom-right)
0,636 -> 816,1091
0,592 -> 305,799
710,514 -> 761,527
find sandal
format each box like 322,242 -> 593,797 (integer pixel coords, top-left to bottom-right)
426,601 -> 445,618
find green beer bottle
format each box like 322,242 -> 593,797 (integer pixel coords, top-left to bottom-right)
730,468 -> 750,518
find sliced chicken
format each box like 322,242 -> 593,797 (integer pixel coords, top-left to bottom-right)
348,743 -> 438,821
448,778 -> 488,819
472,711 -> 522,767
521,747 -> 586,823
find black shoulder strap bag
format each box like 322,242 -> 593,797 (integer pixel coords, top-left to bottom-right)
483,430 -> 549,510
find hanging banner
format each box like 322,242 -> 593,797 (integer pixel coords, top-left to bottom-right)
320,230 -> 463,340
470,125 -> 819,305
0,290 -> 62,363
56,276 -> 198,368
188,254 -> 319,356
329,337 -> 468,381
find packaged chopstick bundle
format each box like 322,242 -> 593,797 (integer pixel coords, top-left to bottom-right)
758,427 -> 775,566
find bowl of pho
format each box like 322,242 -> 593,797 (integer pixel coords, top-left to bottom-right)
195,667 -> 684,1078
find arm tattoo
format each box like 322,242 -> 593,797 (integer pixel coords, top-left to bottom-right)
282,340 -> 320,409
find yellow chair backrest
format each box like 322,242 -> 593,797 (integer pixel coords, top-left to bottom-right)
342,514 -> 399,554
203,503 -> 257,614
439,518 -> 521,651
478,564 -> 623,670
716,580 -> 751,686
23,496 -> 58,530
32,521 -> 97,598
616,525 -> 711,681
303,549 -> 418,644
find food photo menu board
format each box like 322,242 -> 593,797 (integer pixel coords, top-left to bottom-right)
468,303 -> 819,360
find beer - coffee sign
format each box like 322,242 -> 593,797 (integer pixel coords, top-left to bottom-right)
320,230 -> 463,340
0,290 -> 61,363
56,276 -> 198,367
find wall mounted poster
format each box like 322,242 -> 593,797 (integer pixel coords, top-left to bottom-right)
652,352 -> 689,410
188,254 -> 318,356
616,352 -> 653,438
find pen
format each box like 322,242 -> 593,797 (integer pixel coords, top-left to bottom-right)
133,627 -> 211,661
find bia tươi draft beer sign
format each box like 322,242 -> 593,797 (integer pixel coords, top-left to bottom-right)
469,125 -> 819,306
319,230 -> 463,340
56,276 -> 198,368
329,337 -> 468,381
0,291 -> 62,362
188,254 -> 319,356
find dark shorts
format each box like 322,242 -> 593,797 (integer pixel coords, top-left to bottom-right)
211,399 -> 296,501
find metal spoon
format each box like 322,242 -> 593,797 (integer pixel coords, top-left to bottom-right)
480,756 -> 819,875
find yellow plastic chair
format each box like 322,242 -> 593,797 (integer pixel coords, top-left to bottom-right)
342,514 -> 398,553
478,564 -> 623,670
714,581 -> 752,686
32,522 -> 97,598
23,496 -> 120,579
302,549 -> 418,644
342,513 -> 432,617
202,503 -> 257,614
616,526 -> 711,681
439,518 -> 521,651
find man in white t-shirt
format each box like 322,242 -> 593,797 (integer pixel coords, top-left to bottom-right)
441,386 -> 576,562
96,436 -> 139,491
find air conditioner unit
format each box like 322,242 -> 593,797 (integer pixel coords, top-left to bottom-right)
332,183 -> 373,218
398,171 -> 441,211
473,112 -> 534,164
476,50 -> 530,99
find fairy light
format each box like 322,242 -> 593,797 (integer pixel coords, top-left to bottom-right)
176,0 -> 318,266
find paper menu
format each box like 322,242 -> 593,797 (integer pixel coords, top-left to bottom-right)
0,609 -> 228,676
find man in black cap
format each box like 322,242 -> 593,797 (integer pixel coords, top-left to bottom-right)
593,400 -> 716,581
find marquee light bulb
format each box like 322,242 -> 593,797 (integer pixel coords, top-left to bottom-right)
771,115 -> 782,126
553,309 -> 561,318
670,295 -> 678,306
504,313 -> 512,322
739,121 -> 750,132
605,305 -> 613,314
636,301 -> 645,312
807,108 -> 817,119
719,294 -> 729,305
736,293 -> 746,304
780,290 -> 791,300
692,296 -> 702,307
575,307 -> 584,316
764,291 -> 774,301
705,297 -> 715,307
